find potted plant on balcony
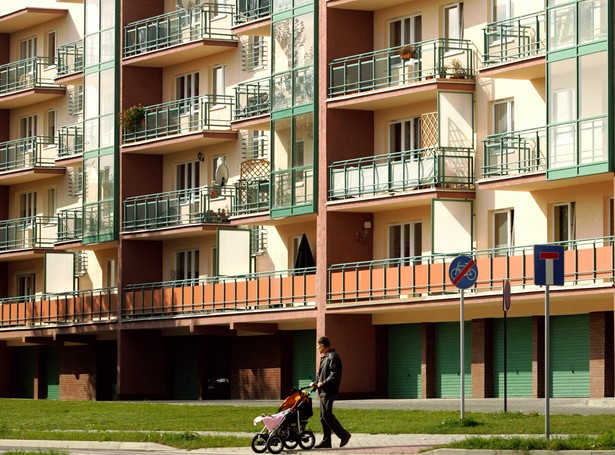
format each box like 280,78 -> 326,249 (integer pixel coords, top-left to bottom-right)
398,44 -> 417,60
119,104 -> 145,133
448,58 -> 469,79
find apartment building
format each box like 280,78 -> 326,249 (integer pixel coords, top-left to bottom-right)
0,0 -> 611,401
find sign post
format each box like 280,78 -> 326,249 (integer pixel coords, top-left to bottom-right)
502,279 -> 511,412
533,245 -> 564,439
449,255 -> 478,420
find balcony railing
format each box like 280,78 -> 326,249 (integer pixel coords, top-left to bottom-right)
57,208 -> 83,242
124,3 -> 236,58
122,94 -> 234,144
123,186 -> 233,231
482,127 -> 546,179
234,177 -> 270,215
328,237 -> 615,305
123,267 -> 316,319
0,57 -> 58,95
83,200 -> 114,243
271,166 -> 314,210
483,11 -> 546,65
0,137 -> 56,172
58,124 -> 83,157
329,38 -> 473,98
0,288 -> 118,329
234,0 -> 271,25
56,39 -> 84,77
234,77 -> 270,120
0,216 -> 57,252
329,148 -> 474,199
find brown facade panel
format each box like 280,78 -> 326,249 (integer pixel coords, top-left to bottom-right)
471,318 -> 494,398
590,311 -> 614,397
60,345 -> 97,400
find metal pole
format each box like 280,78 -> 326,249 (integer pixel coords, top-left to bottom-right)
545,284 -> 550,439
504,307 -> 507,413
460,287 -> 465,420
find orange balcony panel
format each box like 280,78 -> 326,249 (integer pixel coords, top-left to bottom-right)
0,7 -> 67,33
121,130 -> 237,155
0,166 -> 65,185
0,87 -> 66,109
123,40 -> 238,68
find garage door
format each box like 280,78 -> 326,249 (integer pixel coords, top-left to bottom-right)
551,314 -> 589,397
388,324 -> 421,398
293,330 -> 316,389
494,317 -> 532,397
436,321 -> 471,398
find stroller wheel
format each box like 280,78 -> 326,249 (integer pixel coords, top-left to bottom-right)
298,430 -> 315,450
283,436 -> 298,450
251,433 -> 268,454
266,435 -> 284,454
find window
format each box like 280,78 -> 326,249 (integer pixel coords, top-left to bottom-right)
17,273 -> 35,297
251,225 -> 267,256
47,110 -> 56,144
291,235 -> 302,268
19,192 -> 37,218
212,65 -> 225,103
47,31 -> 57,66
211,246 -> 218,276
245,130 -> 268,159
211,155 -> 226,185
175,72 -> 199,107
493,100 -> 514,134
553,202 -> 575,244
493,209 -> 514,250
176,161 -> 200,191
69,85 -> 84,115
19,37 -> 37,59
106,259 -> 116,287
244,35 -> 265,71
389,15 -> 422,48
390,118 -> 421,155
388,222 -> 422,264
444,3 -> 464,40
580,0 -> 607,44
19,115 -> 37,139
46,188 -> 56,218
493,0 -> 513,21
175,249 -> 199,280
608,197 -> 613,239
212,0 -> 227,18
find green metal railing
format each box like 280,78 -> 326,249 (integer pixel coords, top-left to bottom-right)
57,208 -> 83,242
234,0 -> 271,25
0,57 -> 57,95
56,39 -> 84,76
123,267 -> 316,319
482,127 -> 546,178
124,3 -> 236,58
123,186 -> 233,231
329,148 -> 474,199
234,77 -> 270,120
0,137 -> 56,172
0,216 -> 57,252
329,38 -> 473,97
58,124 -> 84,157
483,11 -> 546,64
122,94 -> 234,144
271,166 -> 314,210
328,236 -> 615,305
0,287 -> 118,329
234,177 -> 269,215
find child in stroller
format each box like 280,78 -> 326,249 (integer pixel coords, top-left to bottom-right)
252,386 -> 315,453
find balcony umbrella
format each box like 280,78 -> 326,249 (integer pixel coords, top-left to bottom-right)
294,233 -> 315,270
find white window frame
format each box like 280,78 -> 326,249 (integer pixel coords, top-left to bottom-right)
212,65 -> 225,105
291,235 -> 302,268
212,0 -> 228,19
211,155 -> 226,185
176,160 -> 200,191
389,117 -> 422,155
46,187 -> 56,220
388,14 -> 423,48
492,99 -> 514,134
19,37 -> 37,60
552,201 -> 576,245
493,0 -> 513,22
493,209 -> 514,251
443,2 -> 464,40
19,191 -> 37,219
19,115 -> 37,139
388,221 -> 422,264
175,249 -> 200,281
175,72 -> 200,113
46,30 -> 57,66
17,272 -> 36,297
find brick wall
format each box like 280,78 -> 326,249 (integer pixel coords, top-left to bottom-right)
590,311 -> 614,397
231,335 -> 281,399
472,319 -> 494,398
60,345 -> 96,400
422,323 -> 436,398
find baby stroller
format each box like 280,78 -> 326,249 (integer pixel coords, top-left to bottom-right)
252,386 -> 315,453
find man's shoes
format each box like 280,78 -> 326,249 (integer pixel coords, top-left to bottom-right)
315,441 -> 332,449
340,433 -> 351,447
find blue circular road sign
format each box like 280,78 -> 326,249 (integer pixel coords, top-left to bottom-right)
449,255 -> 478,290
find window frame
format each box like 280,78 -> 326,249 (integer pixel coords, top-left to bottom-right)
492,209 -> 514,250
46,30 -> 57,66
387,221 -> 423,264
175,248 -> 200,281
443,2 -> 464,40
552,201 -> 576,245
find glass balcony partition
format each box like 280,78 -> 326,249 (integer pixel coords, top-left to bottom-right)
123,186 -> 234,231
329,148 -> 474,199
122,94 -> 234,144
58,124 -> 84,157
0,137 -> 56,172
0,216 -> 57,252
271,166 -> 314,210
234,0 -> 271,25
123,267 -> 316,319
482,127 -> 546,178
56,39 -> 85,76
483,11 -> 546,64
124,3 -> 236,58
234,77 -> 270,120
0,57 -> 57,95
57,208 -> 83,242
328,39 -> 473,98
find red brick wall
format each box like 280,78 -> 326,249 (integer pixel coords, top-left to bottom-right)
590,311 -> 614,397
422,323 -> 436,398
118,330 -> 166,399
60,346 -> 97,400
231,335 -> 281,399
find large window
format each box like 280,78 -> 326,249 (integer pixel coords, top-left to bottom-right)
389,15 -> 422,48
549,0 -> 607,50
493,209 -> 514,250
176,161 -> 200,191
212,65 -> 225,103
19,37 -> 37,60
19,115 -> 37,139
176,72 -> 199,101
390,118 -> 421,155
493,0 -> 513,21
553,202 -> 575,244
493,100 -> 514,134
17,273 -> 35,297
175,249 -> 200,280
19,192 -> 37,218
388,222 -> 422,263
444,3 -> 464,40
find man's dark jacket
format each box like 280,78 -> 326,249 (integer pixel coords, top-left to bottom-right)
317,349 -> 342,396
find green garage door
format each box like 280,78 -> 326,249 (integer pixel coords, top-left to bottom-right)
388,324 -> 421,398
293,330 -> 316,389
173,337 -> 199,400
551,314 -> 589,397
45,346 -> 61,400
436,321 -> 471,398
494,317 -> 532,397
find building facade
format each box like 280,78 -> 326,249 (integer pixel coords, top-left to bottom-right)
0,0 -> 612,400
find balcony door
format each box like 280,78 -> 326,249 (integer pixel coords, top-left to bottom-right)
175,72 -> 200,129
388,222 -> 422,265
493,209 -> 514,252
491,99 -> 514,170
553,202 -> 575,247
17,273 -> 35,297
176,161 -> 200,216
175,249 -> 199,281
389,15 -> 422,80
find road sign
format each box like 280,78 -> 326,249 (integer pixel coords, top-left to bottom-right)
503,279 -> 511,312
534,245 -> 565,286
449,255 -> 478,289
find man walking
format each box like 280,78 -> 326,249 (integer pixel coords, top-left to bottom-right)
310,336 -> 351,449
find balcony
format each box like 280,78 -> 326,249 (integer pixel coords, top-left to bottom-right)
234,77 -> 270,123
0,137 -> 65,185
57,123 -> 84,158
57,208 -> 83,244
328,39 -> 474,110
481,11 -> 546,79
123,186 -> 233,238
234,177 -> 270,215
123,4 -> 237,67
328,237 -> 615,306
270,166 -> 314,216
123,267 -> 316,320
0,57 -> 66,108
329,148 -> 474,203
121,95 -> 236,153
233,0 -> 271,35
0,288 -> 118,330
0,7 -> 67,33
0,217 -> 57,257
82,200 -> 114,245
479,127 -> 546,189
56,39 -> 84,82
